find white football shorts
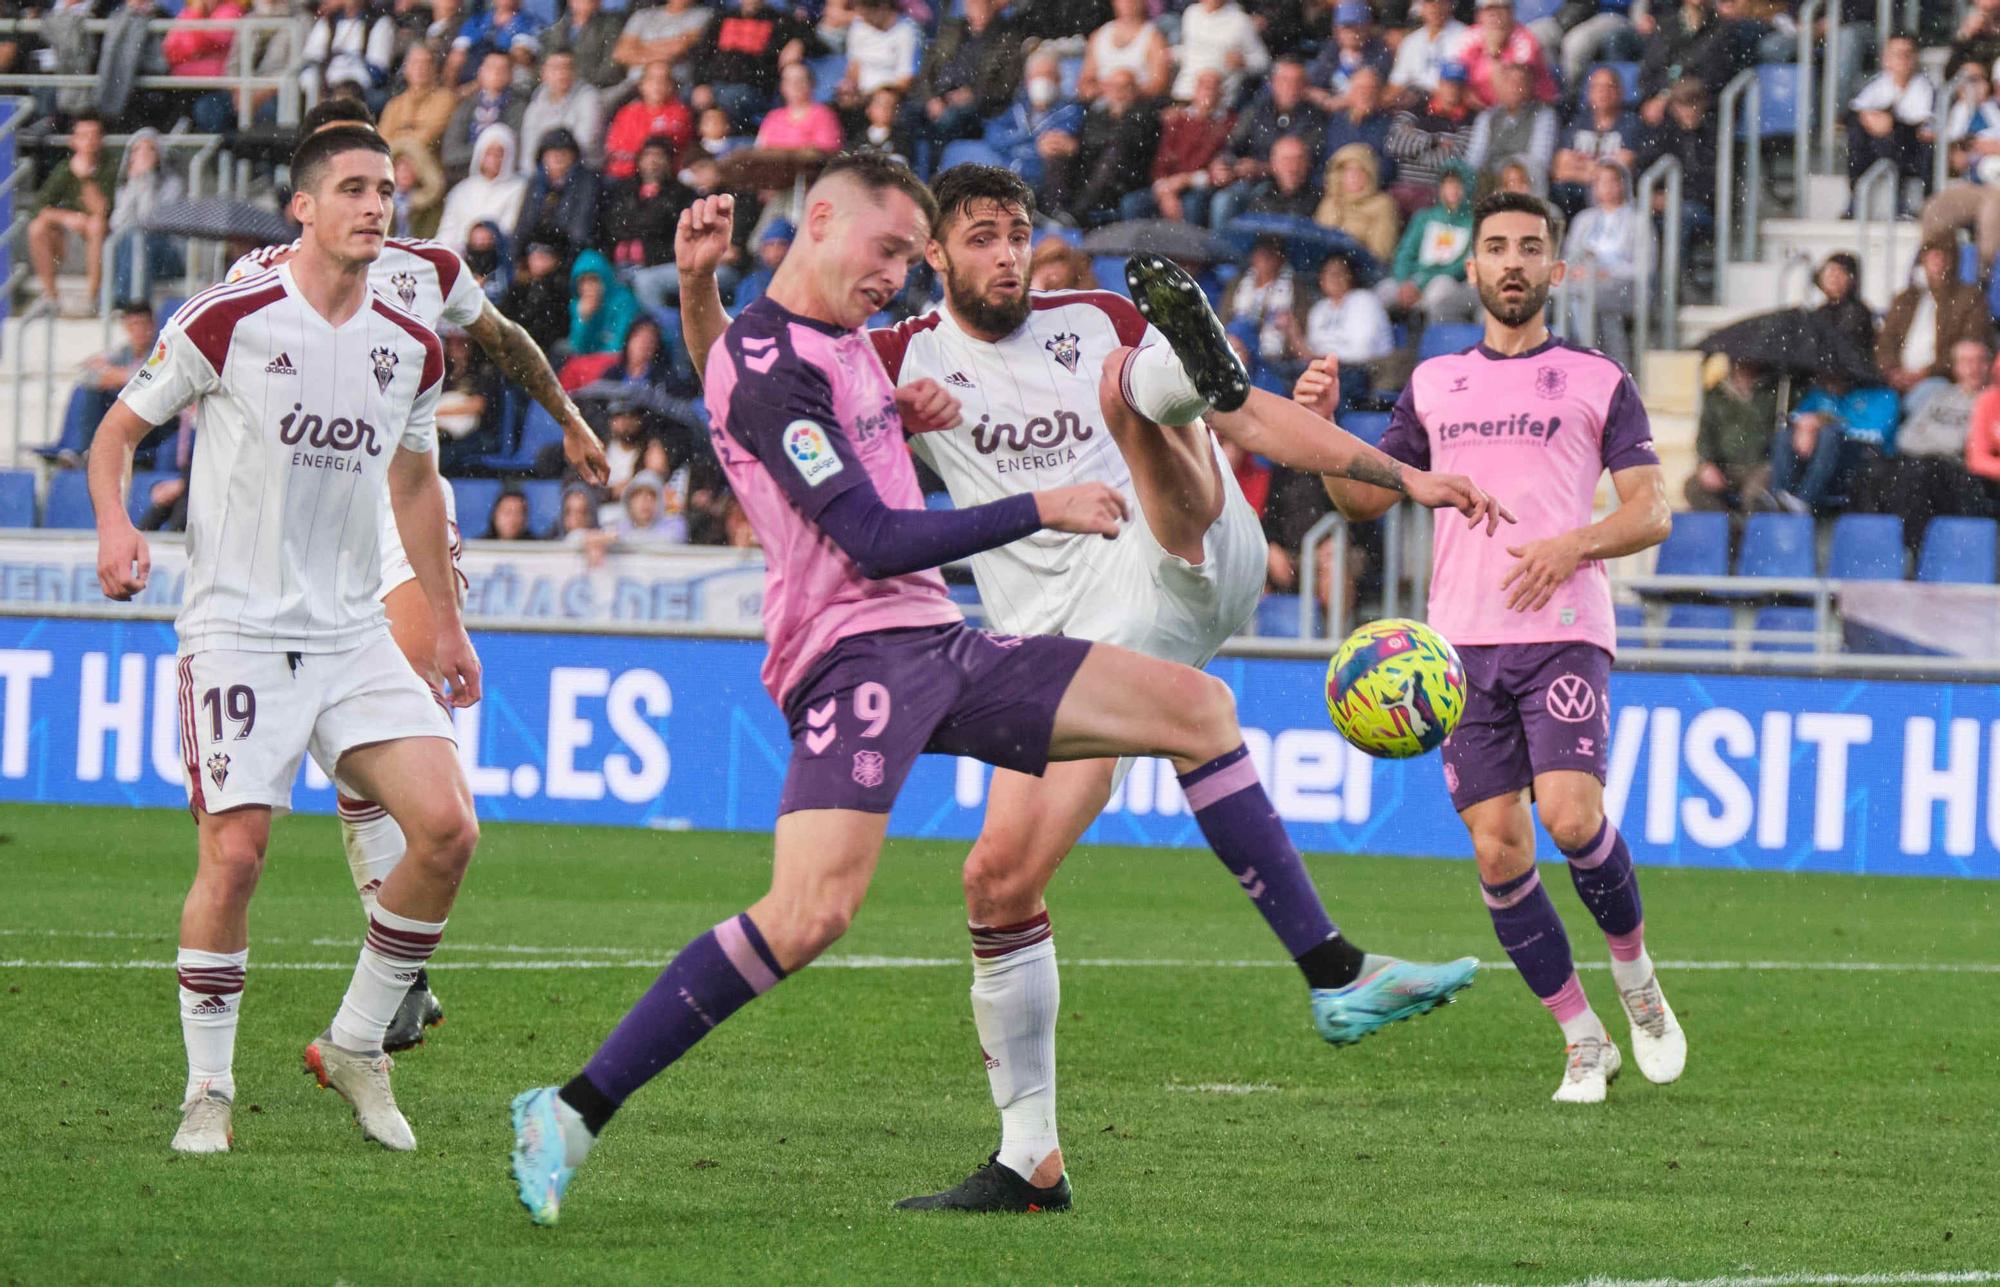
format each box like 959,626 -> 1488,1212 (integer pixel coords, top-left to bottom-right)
174,632 -> 456,818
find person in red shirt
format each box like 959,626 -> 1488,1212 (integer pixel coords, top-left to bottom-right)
603,61 -> 694,180
1145,68 -> 1237,224
164,0 -> 244,134
1460,0 -> 1558,108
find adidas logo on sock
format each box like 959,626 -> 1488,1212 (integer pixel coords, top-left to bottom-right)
191,994 -> 233,1015
944,371 -> 975,388
265,352 -> 297,375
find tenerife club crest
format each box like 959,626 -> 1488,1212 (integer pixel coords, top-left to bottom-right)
1534,365 -> 1567,400
1045,331 -> 1082,374
389,270 -> 419,311
370,346 -> 399,393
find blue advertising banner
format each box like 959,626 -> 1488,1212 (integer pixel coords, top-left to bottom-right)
2,617 -> 1996,879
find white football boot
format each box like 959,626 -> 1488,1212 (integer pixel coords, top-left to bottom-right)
1616,970 -> 1687,1084
303,1032 -> 416,1151
1552,1033 -> 1623,1104
170,1086 -> 233,1153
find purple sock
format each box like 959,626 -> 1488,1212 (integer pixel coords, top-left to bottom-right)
1561,820 -> 1643,938
1480,867 -> 1575,1000
1179,746 -> 1341,960
568,913 -> 785,1126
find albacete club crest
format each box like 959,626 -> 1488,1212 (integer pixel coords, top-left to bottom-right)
370,346 -> 399,393
1045,331 -> 1081,374
1534,365 -> 1567,399
389,270 -> 419,311
206,752 -> 231,790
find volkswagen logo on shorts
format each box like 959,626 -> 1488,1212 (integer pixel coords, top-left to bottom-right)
1546,674 -> 1598,724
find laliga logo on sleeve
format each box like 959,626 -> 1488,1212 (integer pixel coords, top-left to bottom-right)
785,419 -> 844,486
370,346 -> 399,393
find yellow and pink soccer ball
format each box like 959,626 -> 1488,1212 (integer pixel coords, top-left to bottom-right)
1325,618 -> 1467,759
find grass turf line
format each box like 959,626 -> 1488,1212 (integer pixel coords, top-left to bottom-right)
0,804 -> 1994,1286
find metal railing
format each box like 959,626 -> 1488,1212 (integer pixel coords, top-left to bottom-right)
1633,154 -> 1682,367
1555,250 -> 1600,350
1853,156 -> 1904,302
0,14 -> 304,128
1716,67 -> 1764,265
1296,511 -> 1345,641
1936,66 -> 1975,198
1795,0 -> 1821,204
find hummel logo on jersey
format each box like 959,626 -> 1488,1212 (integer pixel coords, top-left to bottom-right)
191,994 -> 233,1015
265,352 -> 297,375
945,370 -> 975,388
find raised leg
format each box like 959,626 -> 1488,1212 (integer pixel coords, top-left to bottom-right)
1098,347 -> 1224,564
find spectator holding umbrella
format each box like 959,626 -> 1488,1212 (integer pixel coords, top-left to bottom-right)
1813,252 -> 1877,361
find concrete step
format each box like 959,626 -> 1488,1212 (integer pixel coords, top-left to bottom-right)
1801,173 -> 1851,222
1641,349 -> 1703,417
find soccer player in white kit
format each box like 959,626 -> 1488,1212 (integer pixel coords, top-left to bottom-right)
89,127 -> 483,1155
217,99 -> 609,1050
676,165 -> 1512,1210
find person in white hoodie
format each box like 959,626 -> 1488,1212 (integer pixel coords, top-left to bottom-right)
1560,160 -> 1647,370
435,123 -> 528,256
108,126 -> 186,299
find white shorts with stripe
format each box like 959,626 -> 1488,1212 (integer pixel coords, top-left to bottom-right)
176,633 -> 455,818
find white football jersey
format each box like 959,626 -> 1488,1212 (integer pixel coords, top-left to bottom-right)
876,290 -> 1172,635
120,264 -> 445,654
225,236 -> 483,586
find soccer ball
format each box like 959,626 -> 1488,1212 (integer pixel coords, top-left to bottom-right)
1324,618 -> 1467,759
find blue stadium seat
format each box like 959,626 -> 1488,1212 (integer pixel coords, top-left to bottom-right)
1736,513 -> 1815,579
1663,603 -> 1735,651
450,479 -> 504,539
1755,64 -> 1799,137
1343,410 -> 1390,446
0,469 -> 34,527
472,403 -> 565,474
1752,606 -> 1818,654
924,489 -> 955,510
520,479 -> 563,538
1826,513 -> 1904,580
41,471 -> 94,528
1614,601 -> 1646,648
946,582 -> 981,608
1916,516 -> 1998,584
127,470 -> 179,526
1256,592 -> 1303,637
1092,256 -> 1132,297
809,53 -> 847,104
1652,510 -> 1729,577
938,139 -> 1006,172
1418,322 -> 1484,360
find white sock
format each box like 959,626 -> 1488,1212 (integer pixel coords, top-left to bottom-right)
969,916 -> 1060,1183
177,946 -> 247,1103
1559,1007 -> 1607,1047
339,797 -> 406,920
330,906 -> 444,1053
554,1097 -> 596,1169
1609,945 -> 1655,994
1119,342 -> 1209,426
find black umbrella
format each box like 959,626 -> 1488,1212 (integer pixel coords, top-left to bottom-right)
142,198 -> 295,246
1221,213 -> 1382,284
1081,219 -> 1235,265
1698,307 -> 1880,385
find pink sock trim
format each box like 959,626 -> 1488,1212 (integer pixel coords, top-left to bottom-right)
1606,924 -> 1646,963
1566,822 -> 1618,870
1540,971 -> 1590,1024
1480,869 -> 1542,909
1180,755 -> 1259,812
715,916 -> 780,995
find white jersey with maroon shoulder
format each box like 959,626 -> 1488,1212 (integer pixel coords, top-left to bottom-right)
225,236 -> 480,599
874,289 -> 1164,635
119,263 -> 445,654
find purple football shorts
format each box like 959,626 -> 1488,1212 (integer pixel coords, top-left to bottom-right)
1440,641 -> 1612,812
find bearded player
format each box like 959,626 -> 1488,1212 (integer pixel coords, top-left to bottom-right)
1311,191 -> 1686,1104
223,98 -> 609,1051
675,165 -> 1512,1210
91,126 -> 481,1153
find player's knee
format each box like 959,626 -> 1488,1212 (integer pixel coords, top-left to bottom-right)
774,902 -> 854,961
404,801 -> 480,872
1469,826 -> 1534,884
200,835 -> 266,902
1184,670 -> 1239,737
1539,800 -> 1603,855
962,832 -> 1048,921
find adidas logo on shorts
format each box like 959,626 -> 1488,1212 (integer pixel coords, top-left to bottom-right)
265,352 -> 298,375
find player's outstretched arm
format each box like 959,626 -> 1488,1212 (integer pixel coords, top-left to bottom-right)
388,445 -> 482,705
815,475 -> 1126,580
465,300 -> 610,486
676,194 -> 737,386
88,400 -> 157,601
1501,464 -> 1670,612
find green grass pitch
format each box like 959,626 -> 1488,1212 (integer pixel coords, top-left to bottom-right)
1,803 -> 1995,1285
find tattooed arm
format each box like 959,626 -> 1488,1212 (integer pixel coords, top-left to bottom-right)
465,300 -> 611,485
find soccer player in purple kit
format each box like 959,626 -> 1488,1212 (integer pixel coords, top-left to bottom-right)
507,154 -> 1493,1224
1310,191 -> 1689,1104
